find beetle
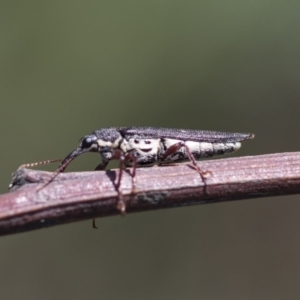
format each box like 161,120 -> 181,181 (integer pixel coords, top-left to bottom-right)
57,127 -> 254,170
30,127 -> 254,214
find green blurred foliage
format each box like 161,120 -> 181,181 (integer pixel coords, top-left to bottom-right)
1,1 -> 300,299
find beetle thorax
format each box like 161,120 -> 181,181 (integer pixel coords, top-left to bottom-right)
97,136 -> 123,149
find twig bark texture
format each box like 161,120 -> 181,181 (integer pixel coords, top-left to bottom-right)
1,152 -> 300,236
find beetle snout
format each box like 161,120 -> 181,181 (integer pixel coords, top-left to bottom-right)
58,147 -> 86,172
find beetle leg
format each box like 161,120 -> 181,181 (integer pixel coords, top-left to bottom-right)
161,141 -> 210,181
110,150 -> 137,215
92,151 -> 137,227
94,161 -> 109,171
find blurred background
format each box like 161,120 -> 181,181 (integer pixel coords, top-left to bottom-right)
1,1 -> 300,299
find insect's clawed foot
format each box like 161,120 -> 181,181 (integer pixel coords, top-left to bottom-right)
130,176 -> 137,194
196,168 -> 212,183
92,218 -> 98,229
117,199 -> 126,215
201,169 -> 212,179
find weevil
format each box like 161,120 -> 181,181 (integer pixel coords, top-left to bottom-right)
21,127 -> 254,217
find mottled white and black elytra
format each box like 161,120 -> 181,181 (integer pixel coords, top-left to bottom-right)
58,127 -> 254,170
24,127 -> 254,216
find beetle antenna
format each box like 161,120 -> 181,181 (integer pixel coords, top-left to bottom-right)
36,157 -> 75,191
20,159 -> 63,169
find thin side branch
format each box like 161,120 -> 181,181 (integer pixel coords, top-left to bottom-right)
1,152 -> 300,236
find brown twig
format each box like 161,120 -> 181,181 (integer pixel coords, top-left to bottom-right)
1,152 -> 300,236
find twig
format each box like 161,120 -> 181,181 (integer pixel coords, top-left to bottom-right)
1,152 -> 300,236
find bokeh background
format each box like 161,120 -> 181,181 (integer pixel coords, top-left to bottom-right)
1,1 -> 300,299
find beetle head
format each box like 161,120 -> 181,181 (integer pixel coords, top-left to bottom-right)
59,134 -> 98,172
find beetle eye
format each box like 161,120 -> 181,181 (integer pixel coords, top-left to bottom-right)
81,137 -> 94,149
